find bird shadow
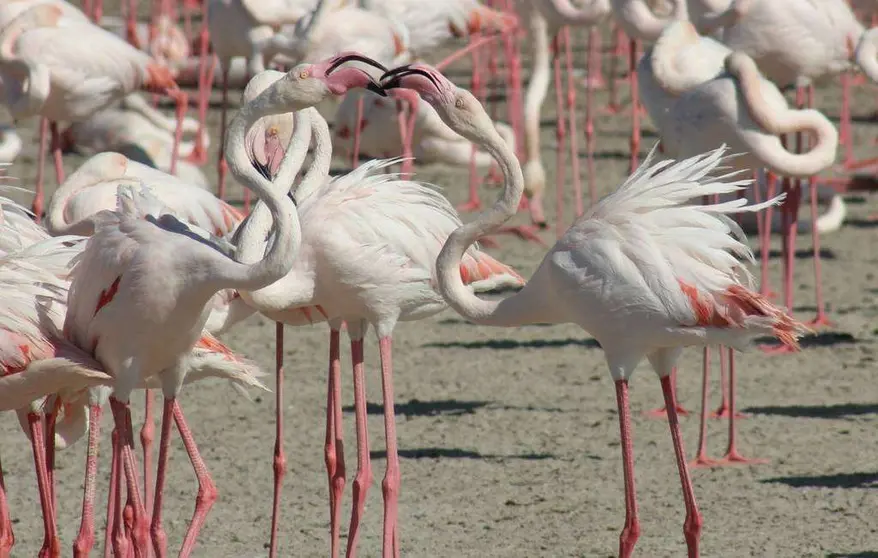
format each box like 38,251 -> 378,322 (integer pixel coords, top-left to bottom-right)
369,447 -> 556,461
756,331 -> 857,350
743,402 -> 878,419
846,218 -> 878,229
342,398 -> 568,417
826,552 -> 878,558
761,471 -> 878,489
752,248 -> 837,260
422,337 -> 601,350
437,317 -> 553,327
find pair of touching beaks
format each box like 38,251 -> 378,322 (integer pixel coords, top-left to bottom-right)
322,52 -> 442,97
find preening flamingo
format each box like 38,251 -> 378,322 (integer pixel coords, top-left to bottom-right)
233,63 -> 524,555
0,3 -> 189,221
380,62 -> 806,558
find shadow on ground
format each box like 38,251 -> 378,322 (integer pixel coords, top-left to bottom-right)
761,471 -> 878,489
743,402 -> 878,419
423,337 -> 601,350
342,399 -> 568,417
369,447 -> 556,461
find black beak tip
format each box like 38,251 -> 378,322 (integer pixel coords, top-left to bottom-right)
367,81 -> 387,96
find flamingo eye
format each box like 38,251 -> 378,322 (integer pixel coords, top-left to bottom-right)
298,70 -> 310,79
455,97 -> 465,109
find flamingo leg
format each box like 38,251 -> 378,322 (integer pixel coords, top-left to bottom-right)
49,122 -> 65,187
562,27 -> 583,220
27,412 -> 59,558
104,428 -> 121,558
186,23 -> 212,166
165,89 -> 188,177
269,322 -> 286,558
710,345 -> 732,418
643,368 -> 690,418
551,33 -> 568,240
324,328 -> 345,558
109,398 -> 149,558
461,37 -> 484,212
44,398 -> 59,513
690,347 -> 718,467
659,376 -> 703,557
0,450 -> 12,558
149,397 -> 174,558
141,390 -> 155,518
33,117 -> 48,222
804,85 -> 831,327
614,380 -> 640,558
73,404 -> 102,558
603,26 -> 624,113
378,337 -> 400,558
716,349 -> 768,466
758,171 -> 778,299
345,335 -> 372,558
126,0 -> 140,48
584,29 -> 597,207
172,401 -> 218,558
217,66 -> 231,201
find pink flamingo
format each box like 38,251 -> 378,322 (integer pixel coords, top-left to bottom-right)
0,3 -> 189,222
380,62 -> 806,558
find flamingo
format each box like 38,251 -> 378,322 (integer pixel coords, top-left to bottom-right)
64,93 -> 210,187
232,63 -> 524,556
380,62 -> 806,558
0,3 -> 190,222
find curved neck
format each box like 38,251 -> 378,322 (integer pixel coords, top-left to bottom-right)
435,112 -> 530,326
294,109 -> 332,201
524,11 -> 551,165
728,53 -> 839,177
223,100 -> 299,291
234,108 -> 312,266
0,60 -> 50,120
46,157 -> 127,236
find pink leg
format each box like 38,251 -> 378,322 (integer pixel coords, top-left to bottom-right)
0,451 -> 13,557
150,397 -> 174,558
758,171 -> 778,299
27,413 -> 59,558
659,376 -> 703,557
110,424 -> 130,558
716,350 -> 768,466
841,72 -> 853,167
125,0 -> 140,47
378,337 -> 400,558
109,398 -> 149,558
165,89 -> 189,176
345,337 -> 372,558
217,67 -> 230,201
552,33 -> 568,240
603,27 -> 625,114
562,27 -> 584,220
172,402 -> 218,558
49,122 -> 65,186
324,328 -> 345,558
461,38 -> 484,213
584,28 -> 605,89
141,390 -> 155,517
186,27 -> 212,166
0,461 -> 10,557
644,368 -> 690,418
74,404 -> 103,558
804,86 -> 832,327
269,322 -> 286,558
33,117 -> 48,222
690,347 -> 718,467
44,400 -> 58,513
104,429 -> 121,558
613,380 -> 640,558
711,345 -> 731,418
584,29 -> 598,207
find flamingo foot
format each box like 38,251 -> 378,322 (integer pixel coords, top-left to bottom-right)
457,199 -> 483,213
714,450 -> 769,466
688,453 -> 720,469
184,144 -> 208,166
643,404 -> 691,419
600,103 -> 624,115
709,404 -> 748,419
806,313 -> 833,328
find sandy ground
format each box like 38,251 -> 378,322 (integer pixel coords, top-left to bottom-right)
1,6 -> 878,558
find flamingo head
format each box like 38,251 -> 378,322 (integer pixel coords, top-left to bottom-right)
286,52 -> 388,103
380,63 -> 493,144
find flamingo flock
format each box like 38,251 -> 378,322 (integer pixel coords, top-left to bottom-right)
0,0 -> 873,556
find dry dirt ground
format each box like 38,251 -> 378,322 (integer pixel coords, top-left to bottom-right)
1,6 -> 877,558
